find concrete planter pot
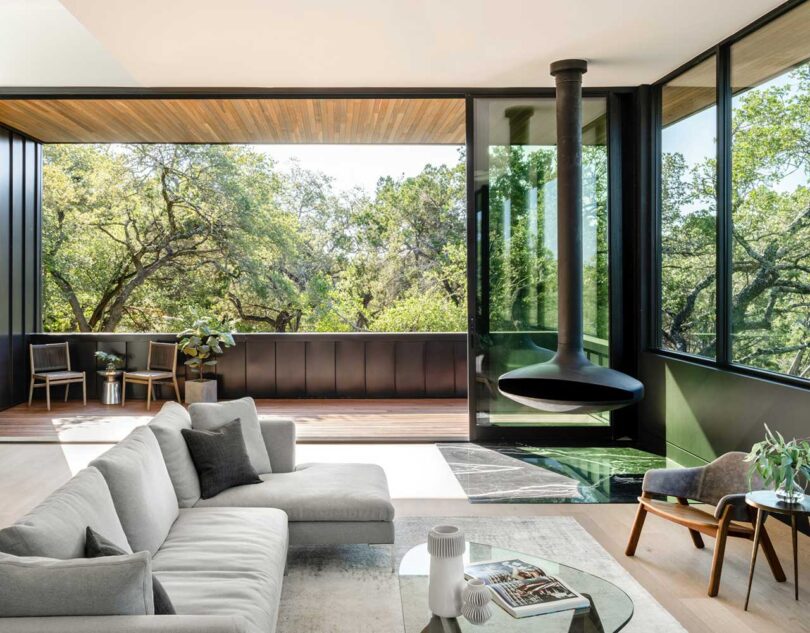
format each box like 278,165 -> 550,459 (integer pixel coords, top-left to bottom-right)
184,379 -> 217,404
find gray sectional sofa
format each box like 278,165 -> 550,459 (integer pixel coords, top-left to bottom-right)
0,399 -> 395,633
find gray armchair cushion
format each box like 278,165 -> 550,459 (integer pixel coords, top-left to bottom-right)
259,418 -> 296,474
148,401 -> 201,508
0,551 -> 154,617
190,397 -> 272,474
642,451 -> 764,522
0,615 -> 249,633
0,467 -> 131,559
91,427 -> 179,556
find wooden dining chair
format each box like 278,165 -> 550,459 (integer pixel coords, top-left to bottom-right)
121,341 -> 181,410
29,342 -> 86,411
626,452 -> 785,597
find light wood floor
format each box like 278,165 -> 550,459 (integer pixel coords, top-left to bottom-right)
0,440 -> 807,632
0,398 -> 469,443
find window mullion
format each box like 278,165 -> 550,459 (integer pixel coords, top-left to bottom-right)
716,44 -> 732,367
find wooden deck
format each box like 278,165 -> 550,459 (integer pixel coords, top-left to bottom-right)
0,398 -> 469,443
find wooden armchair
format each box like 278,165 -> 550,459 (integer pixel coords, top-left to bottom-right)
122,342 -> 181,410
28,342 -> 86,411
626,452 -> 785,596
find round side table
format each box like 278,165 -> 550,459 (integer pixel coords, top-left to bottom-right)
744,490 -> 810,610
97,370 -> 123,405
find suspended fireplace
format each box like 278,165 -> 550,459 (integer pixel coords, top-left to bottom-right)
497,59 -> 644,414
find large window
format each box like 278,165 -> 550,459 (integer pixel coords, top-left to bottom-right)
42,143 -> 465,333
730,4 -> 810,378
660,57 -> 717,358
657,1 -> 810,382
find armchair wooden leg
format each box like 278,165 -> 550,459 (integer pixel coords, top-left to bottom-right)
708,508 -> 732,597
64,383 -> 70,402
45,378 -> 51,411
759,525 -> 786,582
625,501 -> 648,556
121,377 -> 126,406
172,377 -> 181,403
82,374 -> 87,406
678,498 -> 705,549
28,377 -> 35,407
146,378 -> 152,411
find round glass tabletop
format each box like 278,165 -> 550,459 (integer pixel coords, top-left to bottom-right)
399,541 -> 633,633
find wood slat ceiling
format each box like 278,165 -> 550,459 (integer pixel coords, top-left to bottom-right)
0,98 -> 466,144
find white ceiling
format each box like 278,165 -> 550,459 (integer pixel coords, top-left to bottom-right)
0,0 -> 787,88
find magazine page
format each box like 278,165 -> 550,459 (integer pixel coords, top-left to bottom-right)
492,576 -> 580,609
464,559 -> 549,585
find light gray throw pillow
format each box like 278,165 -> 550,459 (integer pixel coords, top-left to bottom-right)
148,401 -> 202,507
0,551 -> 154,616
91,427 -> 179,556
189,397 -> 272,474
0,467 -> 131,559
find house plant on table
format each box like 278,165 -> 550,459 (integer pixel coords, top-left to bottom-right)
746,424 -> 810,502
177,317 -> 236,404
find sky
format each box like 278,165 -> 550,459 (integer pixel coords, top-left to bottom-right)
254,144 -> 463,194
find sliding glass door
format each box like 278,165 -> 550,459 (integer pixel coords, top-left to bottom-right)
470,97 -> 610,432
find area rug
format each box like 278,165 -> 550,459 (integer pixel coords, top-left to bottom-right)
277,516 -> 685,633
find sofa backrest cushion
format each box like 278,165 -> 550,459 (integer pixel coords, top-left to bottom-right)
148,401 -> 201,508
189,397 -> 273,474
0,467 -> 131,559
91,427 -> 179,556
0,551 -> 154,616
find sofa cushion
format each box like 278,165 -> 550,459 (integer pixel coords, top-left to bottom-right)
86,527 -> 176,615
182,419 -> 262,499
190,397 -> 272,474
194,463 -> 395,522
91,427 -> 179,556
0,551 -> 154,616
0,467 -> 131,559
155,570 -> 280,633
152,507 -> 288,574
148,401 -> 201,508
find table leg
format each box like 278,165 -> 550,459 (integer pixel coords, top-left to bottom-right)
744,508 -> 766,611
792,513 -> 799,600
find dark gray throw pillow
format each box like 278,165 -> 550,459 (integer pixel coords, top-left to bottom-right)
181,418 -> 262,499
85,527 -> 175,615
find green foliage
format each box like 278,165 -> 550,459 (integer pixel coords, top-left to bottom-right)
177,317 -> 236,379
661,63 -> 810,377
94,350 -> 123,371
42,144 -> 467,334
745,424 -> 810,497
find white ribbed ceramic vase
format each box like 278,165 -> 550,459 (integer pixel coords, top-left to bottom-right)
427,525 -> 466,618
461,578 -> 493,625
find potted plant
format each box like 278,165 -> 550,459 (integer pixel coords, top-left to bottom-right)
745,424 -> 810,502
177,317 -> 236,404
94,350 -> 124,373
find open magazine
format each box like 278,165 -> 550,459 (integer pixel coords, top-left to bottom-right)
464,559 -> 590,618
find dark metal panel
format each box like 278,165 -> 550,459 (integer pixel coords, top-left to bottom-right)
425,340 -> 455,396
395,340 -> 425,396
245,338 -> 276,397
454,340 -> 467,397
275,340 -> 306,396
217,341 -> 246,399
23,139 -> 36,335
335,339 -> 365,395
305,340 -> 335,396
365,339 -> 396,396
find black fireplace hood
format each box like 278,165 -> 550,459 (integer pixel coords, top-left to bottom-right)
497,59 -> 644,414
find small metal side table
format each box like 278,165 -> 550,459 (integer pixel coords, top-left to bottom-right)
745,490 -> 810,610
97,370 -> 123,405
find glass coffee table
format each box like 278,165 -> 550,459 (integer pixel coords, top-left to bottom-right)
399,541 -> 633,633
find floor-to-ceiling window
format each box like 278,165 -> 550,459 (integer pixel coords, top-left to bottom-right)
472,97 -> 610,428
656,0 -> 810,383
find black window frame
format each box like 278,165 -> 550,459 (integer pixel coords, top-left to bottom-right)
651,0 -> 810,390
